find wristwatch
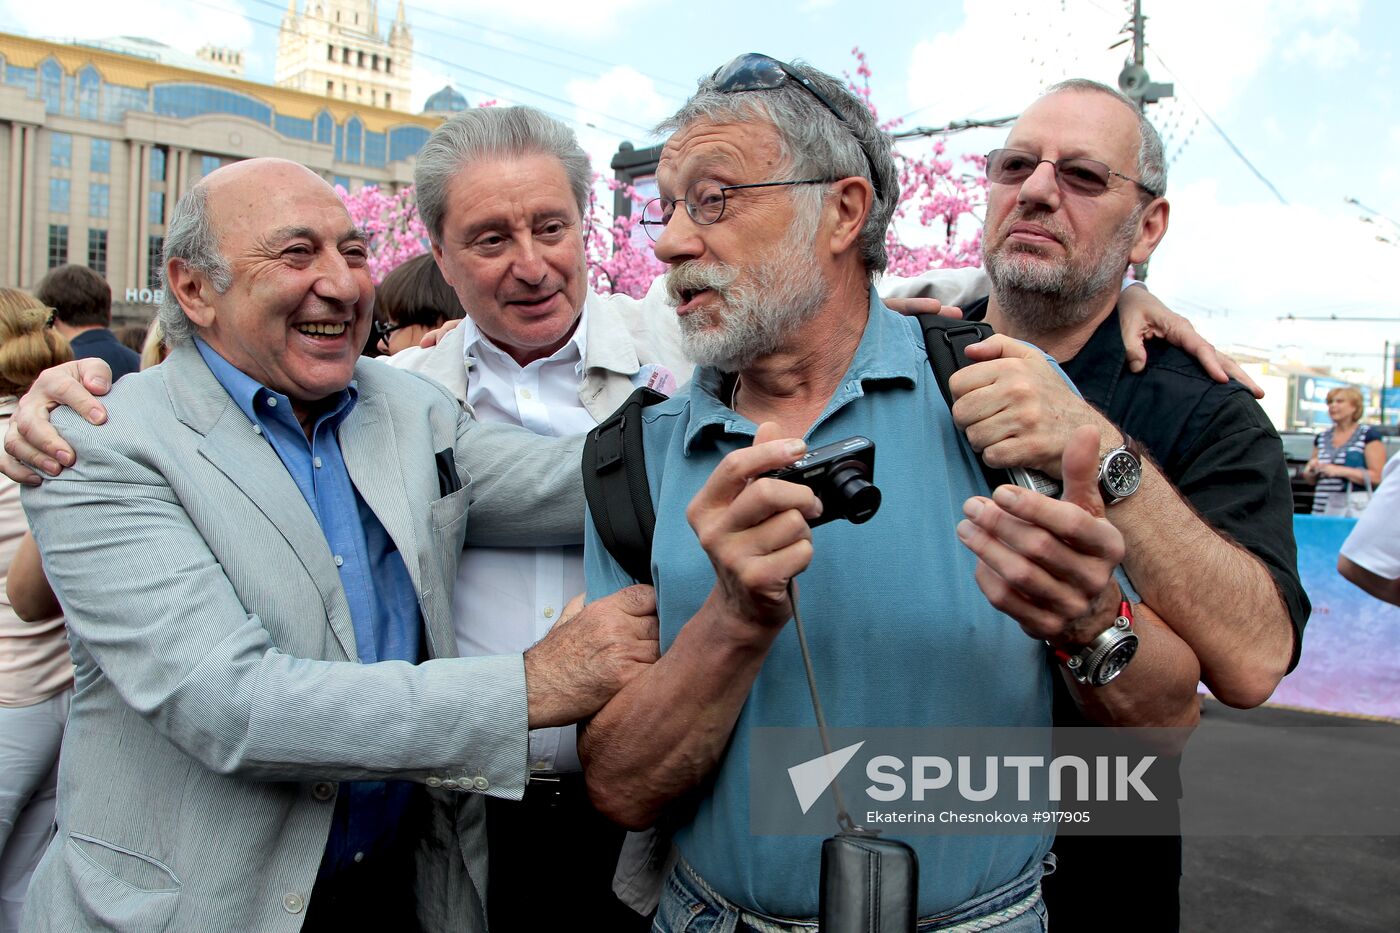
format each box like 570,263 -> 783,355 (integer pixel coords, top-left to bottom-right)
1056,600 -> 1139,687
1098,434 -> 1143,505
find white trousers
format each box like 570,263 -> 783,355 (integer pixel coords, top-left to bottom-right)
0,689 -> 70,933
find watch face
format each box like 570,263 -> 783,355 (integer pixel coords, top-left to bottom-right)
1102,450 -> 1142,500
1092,636 -> 1140,686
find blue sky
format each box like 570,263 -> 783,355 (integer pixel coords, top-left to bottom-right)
6,0 -> 1397,375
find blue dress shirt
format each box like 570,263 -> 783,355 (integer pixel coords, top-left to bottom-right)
195,339 -> 423,878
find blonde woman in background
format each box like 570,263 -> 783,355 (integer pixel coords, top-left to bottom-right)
1304,385 -> 1386,515
139,315 -> 168,370
0,289 -> 71,933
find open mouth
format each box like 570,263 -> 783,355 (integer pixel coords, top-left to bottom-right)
294,322 -> 347,338
676,287 -> 714,315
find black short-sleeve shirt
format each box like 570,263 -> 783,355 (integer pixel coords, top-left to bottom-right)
964,299 -> 1311,672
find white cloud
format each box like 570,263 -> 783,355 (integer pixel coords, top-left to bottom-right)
904,0 -> 1371,127
1147,178 -> 1396,367
0,0 -> 255,57
406,0 -> 647,41
566,66 -> 671,178
1283,27 -> 1361,71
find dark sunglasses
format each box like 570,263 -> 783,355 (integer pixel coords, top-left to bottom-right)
712,52 -> 886,202
985,148 -> 1160,199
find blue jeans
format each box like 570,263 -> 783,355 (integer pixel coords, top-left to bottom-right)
654,856 -> 1048,933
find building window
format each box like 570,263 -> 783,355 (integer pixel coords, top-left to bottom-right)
78,66 -> 100,119
90,138 -> 111,174
384,92 -> 391,109
149,191 -> 165,225
47,225 -> 68,269
342,47 -> 351,64
326,79 -> 333,95
89,183 -> 110,218
49,178 -> 70,214
327,43 -> 335,61
372,54 -> 379,71
40,59 -> 62,113
357,51 -> 365,68
50,133 -> 72,168
148,235 -> 164,289
201,155 -> 221,176
385,58 -> 392,75
87,228 -> 108,276
333,175 -> 350,191
150,147 -> 167,182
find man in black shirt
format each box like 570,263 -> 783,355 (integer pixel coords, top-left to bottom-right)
36,265 -> 141,382
949,80 -> 1308,930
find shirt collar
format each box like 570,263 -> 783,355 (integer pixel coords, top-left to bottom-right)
461,304 -> 589,377
194,336 -> 357,435
682,287 -> 920,454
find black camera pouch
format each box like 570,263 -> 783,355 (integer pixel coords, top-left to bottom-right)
820,832 -> 919,933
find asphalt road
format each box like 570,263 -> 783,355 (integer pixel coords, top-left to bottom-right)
1179,701 -> 1400,932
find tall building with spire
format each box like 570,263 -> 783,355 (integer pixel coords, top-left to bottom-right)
275,1 -> 412,112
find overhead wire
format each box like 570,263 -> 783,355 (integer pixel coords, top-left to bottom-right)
195,0 -> 660,141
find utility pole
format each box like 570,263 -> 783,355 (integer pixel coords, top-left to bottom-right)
1113,0 -> 1174,281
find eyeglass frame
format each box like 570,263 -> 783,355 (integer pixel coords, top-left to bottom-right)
711,52 -> 886,203
984,147 -> 1161,199
371,318 -> 417,344
639,178 -> 833,241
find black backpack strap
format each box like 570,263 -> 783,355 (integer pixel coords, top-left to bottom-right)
917,313 -> 1015,492
581,386 -> 669,586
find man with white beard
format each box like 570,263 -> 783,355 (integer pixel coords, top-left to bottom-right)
579,54 -> 1202,931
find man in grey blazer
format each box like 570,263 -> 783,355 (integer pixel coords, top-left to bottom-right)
17,158 -> 657,932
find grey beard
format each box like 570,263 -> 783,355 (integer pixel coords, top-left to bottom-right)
667,227 -> 830,374
984,212 -> 1138,338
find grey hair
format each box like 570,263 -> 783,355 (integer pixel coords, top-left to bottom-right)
158,184 -> 232,345
657,59 -> 900,280
1043,78 -> 1167,198
415,105 -> 593,245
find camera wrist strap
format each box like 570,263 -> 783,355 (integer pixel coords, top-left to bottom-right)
786,577 -> 865,834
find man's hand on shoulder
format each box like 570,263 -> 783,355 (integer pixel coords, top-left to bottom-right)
523,584 -> 659,729
957,424 -> 1126,647
1118,284 -> 1264,399
950,335 -> 1115,479
2,358 -> 114,484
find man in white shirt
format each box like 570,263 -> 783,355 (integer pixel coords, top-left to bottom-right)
1339,454 -> 1400,605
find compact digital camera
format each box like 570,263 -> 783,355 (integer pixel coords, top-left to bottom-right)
767,436 -> 880,527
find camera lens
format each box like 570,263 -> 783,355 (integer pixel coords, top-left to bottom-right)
829,461 -> 881,524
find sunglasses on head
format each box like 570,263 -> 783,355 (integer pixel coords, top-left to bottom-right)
711,52 -> 886,202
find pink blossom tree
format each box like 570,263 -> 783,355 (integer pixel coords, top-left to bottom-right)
336,183 -> 429,285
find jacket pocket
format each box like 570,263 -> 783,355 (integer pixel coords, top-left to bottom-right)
63,832 -> 181,931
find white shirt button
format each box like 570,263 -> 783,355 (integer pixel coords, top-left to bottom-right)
266,397 -> 278,408
333,555 -> 344,567
313,456 -> 323,468
442,779 -> 459,789
426,776 -> 442,788
282,893 -> 304,914
353,851 -> 365,863
520,388 -> 532,399
543,607 -> 554,619
472,776 -> 490,791
252,425 -> 262,435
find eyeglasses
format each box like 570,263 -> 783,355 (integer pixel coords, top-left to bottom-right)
639,178 -> 832,241
372,319 -> 413,343
985,148 -> 1160,199
711,52 -> 886,202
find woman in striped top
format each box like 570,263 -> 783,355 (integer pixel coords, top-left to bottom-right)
1305,385 -> 1386,514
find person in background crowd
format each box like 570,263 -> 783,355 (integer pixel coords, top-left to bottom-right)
373,253 -> 466,356
1338,451 -> 1400,605
0,289 -> 72,933
1304,385 -> 1385,515
113,325 -> 147,357
33,266 -> 139,383
138,317 -> 168,370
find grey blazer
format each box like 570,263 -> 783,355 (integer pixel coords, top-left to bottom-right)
20,343 -> 584,932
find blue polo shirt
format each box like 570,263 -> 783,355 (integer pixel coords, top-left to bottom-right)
195,339 -> 423,878
584,295 -> 1054,918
